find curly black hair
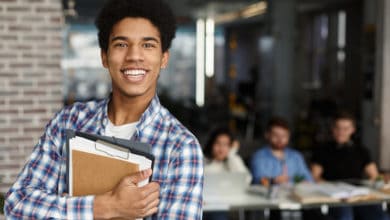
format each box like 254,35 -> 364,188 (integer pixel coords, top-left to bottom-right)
95,0 -> 176,53
203,127 -> 234,159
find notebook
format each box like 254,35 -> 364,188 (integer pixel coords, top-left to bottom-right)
66,129 -> 154,196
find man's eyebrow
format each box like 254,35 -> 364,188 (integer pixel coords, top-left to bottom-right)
143,37 -> 160,43
111,36 -> 128,42
110,36 -> 160,43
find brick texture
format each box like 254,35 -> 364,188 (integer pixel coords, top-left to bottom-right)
0,0 -> 64,195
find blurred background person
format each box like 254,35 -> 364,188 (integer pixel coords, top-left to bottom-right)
250,117 -> 312,185
311,111 -> 389,220
311,111 -> 379,182
203,127 -> 252,220
203,127 -> 252,183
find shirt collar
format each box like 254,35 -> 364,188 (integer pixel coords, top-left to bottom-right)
335,140 -> 354,148
136,94 -> 161,131
101,94 -> 161,138
264,145 -> 292,160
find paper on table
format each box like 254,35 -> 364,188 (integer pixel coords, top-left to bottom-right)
294,182 -> 372,204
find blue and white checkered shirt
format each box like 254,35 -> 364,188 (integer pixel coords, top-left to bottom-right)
4,95 -> 204,219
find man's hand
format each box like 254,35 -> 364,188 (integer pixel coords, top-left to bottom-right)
94,169 -> 160,219
311,163 -> 324,182
274,174 -> 289,184
273,164 -> 289,184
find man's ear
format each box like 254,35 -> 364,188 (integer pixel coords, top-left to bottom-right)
160,51 -> 170,69
101,49 -> 108,68
351,126 -> 356,134
264,132 -> 269,140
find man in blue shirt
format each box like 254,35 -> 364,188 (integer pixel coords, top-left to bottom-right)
250,117 -> 312,185
4,0 -> 203,219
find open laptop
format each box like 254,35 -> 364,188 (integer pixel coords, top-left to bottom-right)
203,172 -> 275,212
203,172 -> 249,200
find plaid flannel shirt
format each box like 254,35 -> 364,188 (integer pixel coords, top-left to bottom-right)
4,95 -> 204,219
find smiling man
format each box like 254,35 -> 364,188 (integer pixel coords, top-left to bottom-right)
4,0 -> 203,219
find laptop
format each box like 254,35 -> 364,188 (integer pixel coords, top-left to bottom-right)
203,172 -> 249,198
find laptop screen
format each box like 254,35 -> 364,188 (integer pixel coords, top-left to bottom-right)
203,172 -> 249,196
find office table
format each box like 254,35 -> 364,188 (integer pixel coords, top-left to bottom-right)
203,184 -> 390,220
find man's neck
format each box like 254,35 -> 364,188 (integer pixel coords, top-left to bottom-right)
108,93 -> 153,125
335,140 -> 353,148
270,147 -> 285,160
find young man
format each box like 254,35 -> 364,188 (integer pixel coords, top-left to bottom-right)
311,112 -> 388,220
311,112 -> 378,182
4,0 -> 203,219
250,117 -> 312,185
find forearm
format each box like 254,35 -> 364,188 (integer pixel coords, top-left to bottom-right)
93,193 -> 114,219
365,162 -> 379,180
227,155 -> 252,183
5,188 -> 94,219
227,154 -> 247,172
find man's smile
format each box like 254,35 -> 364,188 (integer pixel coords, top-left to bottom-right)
120,68 -> 147,82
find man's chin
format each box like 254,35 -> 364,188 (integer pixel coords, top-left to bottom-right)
271,145 -> 286,150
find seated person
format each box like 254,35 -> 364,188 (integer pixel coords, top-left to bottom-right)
203,127 -> 252,220
311,111 -> 389,220
203,127 -> 252,183
250,117 -> 312,185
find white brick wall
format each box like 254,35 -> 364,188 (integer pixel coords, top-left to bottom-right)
0,0 -> 64,196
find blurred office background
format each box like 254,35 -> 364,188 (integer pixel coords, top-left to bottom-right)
1,0 -> 390,204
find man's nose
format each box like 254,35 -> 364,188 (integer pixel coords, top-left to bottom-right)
125,45 -> 144,61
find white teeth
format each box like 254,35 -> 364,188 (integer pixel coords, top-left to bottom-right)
123,69 -> 146,76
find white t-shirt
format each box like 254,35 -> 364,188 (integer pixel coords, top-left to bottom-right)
104,119 -> 138,139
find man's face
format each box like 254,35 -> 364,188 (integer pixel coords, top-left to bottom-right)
101,17 -> 169,100
332,119 -> 355,144
266,126 -> 290,150
212,134 -> 231,161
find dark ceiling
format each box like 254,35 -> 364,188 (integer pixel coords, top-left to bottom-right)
62,0 -> 360,24
63,0 -> 260,23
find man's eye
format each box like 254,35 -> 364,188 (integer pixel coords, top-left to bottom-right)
115,43 -> 127,48
143,43 -> 156,48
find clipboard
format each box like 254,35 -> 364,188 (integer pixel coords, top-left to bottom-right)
65,129 -> 155,196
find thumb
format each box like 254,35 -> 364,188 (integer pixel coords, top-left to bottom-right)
127,169 -> 152,185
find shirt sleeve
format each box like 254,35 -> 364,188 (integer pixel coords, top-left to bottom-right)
227,152 -> 252,184
156,139 -> 203,220
310,146 -> 324,166
295,152 -> 313,182
4,110 -> 94,220
359,145 -> 373,167
250,151 -> 263,184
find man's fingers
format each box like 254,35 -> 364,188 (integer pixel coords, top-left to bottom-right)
146,193 -> 160,209
141,181 -> 160,195
138,197 -> 159,217
126,169 -> 152,185
142,206 -> 158,217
